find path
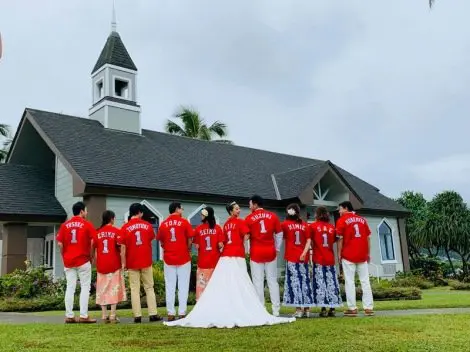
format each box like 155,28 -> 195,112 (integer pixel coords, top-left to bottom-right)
0,308 -> 469,325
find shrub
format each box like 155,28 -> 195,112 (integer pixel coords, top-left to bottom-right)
410,257 -> 447,285
392,272 -> 434,290
448,280 -> 470,290
339,283 -> 421,301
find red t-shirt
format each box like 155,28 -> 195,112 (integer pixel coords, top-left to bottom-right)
157,214 -> 194,266
336,212 -> 371,263
245,209 -> 282,263
56,216 -> 96,268
194,223 -> 224,269
93,224 -> 122,274
221,216 -> 249,258
281,220 -> 311,263
119,218 -> 155,270
310,221 -> 337,266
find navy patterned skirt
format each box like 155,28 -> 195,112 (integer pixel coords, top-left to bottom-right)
283,261 -> 314,308
312,263 -> 343,308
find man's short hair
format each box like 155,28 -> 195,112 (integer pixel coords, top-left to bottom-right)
338,201 -> 354,212
72,201 -> 86,216
249,195 -> 264,207
129,203 -> 144,217
169,202 -> 182,214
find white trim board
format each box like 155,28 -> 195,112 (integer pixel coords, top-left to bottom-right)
92,64 -> 137,78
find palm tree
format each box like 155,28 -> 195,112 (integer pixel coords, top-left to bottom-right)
0,123 -> 11,163
165,106 -> 233,144
429,0 -> 435,8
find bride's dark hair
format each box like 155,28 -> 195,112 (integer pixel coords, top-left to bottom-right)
226,201 -> 237,215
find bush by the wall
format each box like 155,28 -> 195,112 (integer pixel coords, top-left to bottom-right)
391,272 -> 435,290
448,280 -> 470,290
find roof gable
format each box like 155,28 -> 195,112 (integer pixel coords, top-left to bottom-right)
92,31 -> 137,74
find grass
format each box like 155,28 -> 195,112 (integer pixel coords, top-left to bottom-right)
0,315 -> 468,351
32,287 -> 470,317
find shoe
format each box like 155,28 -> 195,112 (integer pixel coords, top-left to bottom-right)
328,309 -> 336,317
134,317 -> 142,324
343,309 -> 358,317
102,316 -> 110,324
109,317 -> 120,324
149,315 -> 163,322
177,314 -> 186,320
64,317 -> 78,324
272,311 -> 280,317
167,315 -> 176,322
303,311 -> 311,318
293,311 -> 303,318
319,309 -> 328,318
78,316 -> 97,324
364,309 -> 375,316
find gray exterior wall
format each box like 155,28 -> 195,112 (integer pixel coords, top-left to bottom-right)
89,105 -> 105,126
107,105 -> 140,134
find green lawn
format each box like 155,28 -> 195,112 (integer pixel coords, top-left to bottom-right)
1,315 -> 468,351
33,287 -> 470,317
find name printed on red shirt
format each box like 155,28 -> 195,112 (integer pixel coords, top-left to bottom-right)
310,221 -> 337,266
281,220 -> 311,264
157,214 -> 194,266
93,224 -> 122,274
56,216 -> 96,268
336,212 -> 371,264
119,218 -> 155,270
221,217 -> 249,258
194,223 -> 224,269
245,209 -> 282,263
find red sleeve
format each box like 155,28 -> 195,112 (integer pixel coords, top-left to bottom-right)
306,224 -> 313,241
217,225 -> 224,243
56,224 -> 65,243
274,215 -> 282,234
365,221 -> 371,237
239,219 -> 250,235
87,222 -> 97,241
281,222 -> 288,239
148,225 -> 156,242
156,225 -> 165,242
186,220 -> 195,238
336,218 -> 345,237
117,226 -> 126,245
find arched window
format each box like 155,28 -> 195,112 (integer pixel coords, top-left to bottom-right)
378,220 -> 395,262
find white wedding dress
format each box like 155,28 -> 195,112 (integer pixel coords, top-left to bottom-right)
164,257 -> 295,328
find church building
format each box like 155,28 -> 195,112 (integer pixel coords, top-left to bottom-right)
0,16 -> 409,279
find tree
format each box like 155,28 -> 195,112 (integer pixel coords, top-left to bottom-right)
0,123 -> 11,163
429,0 -> 435,8
396,191 -> 429,260
165,106 -> 233,144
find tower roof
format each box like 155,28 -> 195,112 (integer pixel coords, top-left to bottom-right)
91,31 -> 137,74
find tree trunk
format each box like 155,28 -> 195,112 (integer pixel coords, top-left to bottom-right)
444,248 -> 456,277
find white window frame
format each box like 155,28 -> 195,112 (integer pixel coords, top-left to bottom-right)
124,200 -> 164,261
94,78 -> 104,103
112,75 -> 132,100
377,218 -> 397,264
187,204 -> 220,225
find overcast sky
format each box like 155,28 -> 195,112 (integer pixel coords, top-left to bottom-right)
1,0 -> 469,202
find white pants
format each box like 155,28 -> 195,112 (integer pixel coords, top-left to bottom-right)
250,259 -> 280,314
64,261 -> 92,318
342,259 -> 374,310
164,262 -> 191,315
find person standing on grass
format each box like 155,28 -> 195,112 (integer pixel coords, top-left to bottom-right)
120,203 -> 161,323
336,201 -> 374,317
56,201 -> 97,324
245,195 -> 283,317
157,202 -> 194,321
193,206 -> 224,301
281,204 -> 314,318
310,206 -> 342,317
91,210 -> 127,323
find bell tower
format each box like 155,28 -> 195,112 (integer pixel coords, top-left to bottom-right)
88,1 -> 141,134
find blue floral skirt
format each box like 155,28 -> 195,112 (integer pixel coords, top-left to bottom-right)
283,261 -> 314,307
312,263 -> 343,308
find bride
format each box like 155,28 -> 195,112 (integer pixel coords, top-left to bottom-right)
164,201 -> 295,328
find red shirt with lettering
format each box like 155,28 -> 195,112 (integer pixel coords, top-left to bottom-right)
310,221 -> 337,266
245,209 -> 282,263
336,212 -> 371,263
194,223 -> 224,269
56,216 -> 96,268
281,220 -> 311,263
221,216 -> 249,258
93,224 -> 122,274
119,218 -> 155,270
157,214 -> 194,266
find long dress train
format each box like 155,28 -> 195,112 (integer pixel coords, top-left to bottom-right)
164,257 -> 296,328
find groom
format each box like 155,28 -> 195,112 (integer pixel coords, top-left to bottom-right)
245,195 -> 283,316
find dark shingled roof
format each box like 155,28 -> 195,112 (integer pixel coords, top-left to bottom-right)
26,108 -> 407,213
92,31 -> 137,74
0,164 -> 66,218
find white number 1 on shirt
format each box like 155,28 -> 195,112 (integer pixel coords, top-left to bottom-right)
135,231 -> 143,245
322,233 -> 328,247
71,229 -> 78,244
103,239 -> 109,254
227,230 -> 232,244
294,231 -> 301,245
260,220 -> 267,234
205,236 -> 212,250
170,228 -> 177,242
353,224 -> 361,238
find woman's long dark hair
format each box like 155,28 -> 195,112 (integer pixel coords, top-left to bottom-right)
315,206 -> 330,222
201,206 -> 216,229
100,210 -> 116,229
286,203 -> 302,223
